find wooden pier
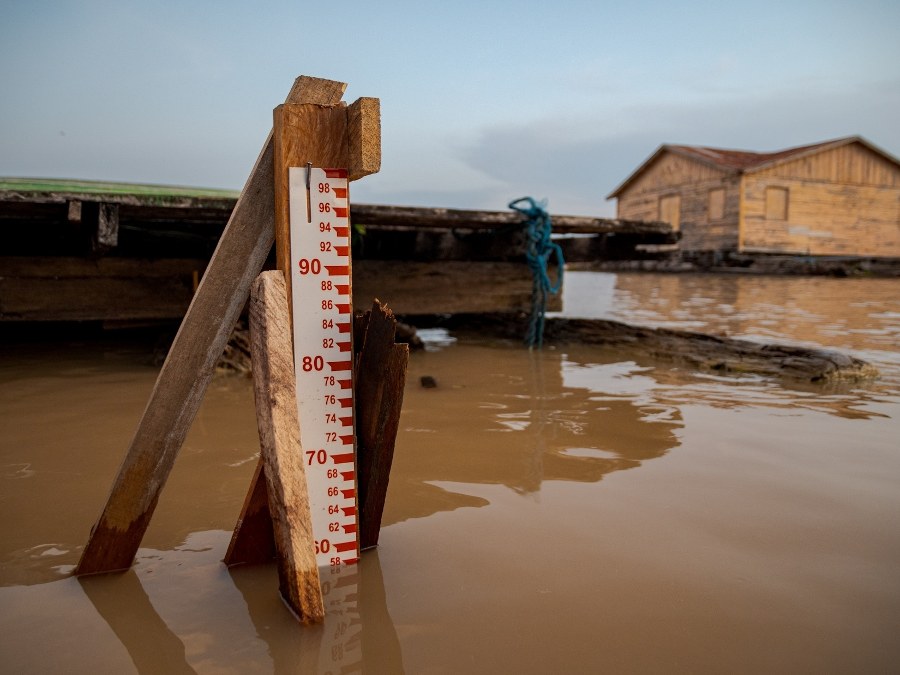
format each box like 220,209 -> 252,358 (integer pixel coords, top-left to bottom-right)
0,178 -> 675,321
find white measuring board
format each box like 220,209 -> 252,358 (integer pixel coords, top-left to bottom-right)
288,166 -> 358,567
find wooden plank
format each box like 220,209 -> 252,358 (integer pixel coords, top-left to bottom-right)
2,190 -> 671,240
249,270 -> 324,623
348,97 -> 381,181
0,256 -> 207,277
355,301 -> 408,549
352,260 -> 561,314
349,203 -> 674,237
0,256 -> 206,321
95,203 -> 120,252
74,75 -> 348,576
287,76 -> 346,106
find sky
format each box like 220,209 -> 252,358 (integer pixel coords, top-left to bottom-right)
1,0 -> 898,216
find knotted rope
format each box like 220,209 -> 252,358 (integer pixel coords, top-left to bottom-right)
509,197 -> 564,348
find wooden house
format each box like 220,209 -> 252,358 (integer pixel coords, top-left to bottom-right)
607,136 -> 900,257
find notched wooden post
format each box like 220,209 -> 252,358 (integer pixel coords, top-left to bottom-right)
249,270 -> 324,623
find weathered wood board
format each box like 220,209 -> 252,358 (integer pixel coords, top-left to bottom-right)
0,257 -> 205,321
352,260 -> 561,315
248,271 -> 324,623
354,302 -> 408,550
349,203 -> 674,235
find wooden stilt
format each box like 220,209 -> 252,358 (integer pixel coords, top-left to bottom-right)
76,76 -> 348,576
248,270 -> 324,623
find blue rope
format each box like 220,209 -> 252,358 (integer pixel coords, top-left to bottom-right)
509,197 -> 564,348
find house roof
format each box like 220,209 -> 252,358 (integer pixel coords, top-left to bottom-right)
607,136 -> 900,199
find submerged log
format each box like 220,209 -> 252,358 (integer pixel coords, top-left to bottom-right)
416,314 -> 879,383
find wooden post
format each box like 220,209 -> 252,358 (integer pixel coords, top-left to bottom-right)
273,96 -> 382,315
249,270 -> 324,622
355,301 -> 408,549
76,76 -> 349,576
82,201 -> 119,253
95,203 -> 119,252
226,88 -> 382,565
67,199 -> 82,224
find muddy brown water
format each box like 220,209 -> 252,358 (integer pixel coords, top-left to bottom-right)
1,272 -> 899,673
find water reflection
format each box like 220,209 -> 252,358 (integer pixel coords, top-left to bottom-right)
229,555 -> 404,674
567,353 -> 894,421
386,346 -> 683,524
604,273 -> 899,349
564,271 -> 900,381
79,571 -> 195,674
559,271 -> 900,415
76,534 -> 404,674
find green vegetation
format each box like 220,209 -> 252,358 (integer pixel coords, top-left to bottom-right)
0,177 -> 240,200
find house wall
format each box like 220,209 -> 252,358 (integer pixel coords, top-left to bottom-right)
615,154 -> 741,251
741,144 -> 900,256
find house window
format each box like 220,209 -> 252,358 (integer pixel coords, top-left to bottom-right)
658,194 -> 681,231
708,188 -> 725,221
765,186 -> 789,220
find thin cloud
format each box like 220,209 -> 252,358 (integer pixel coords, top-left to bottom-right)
454,80 -> 900,216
